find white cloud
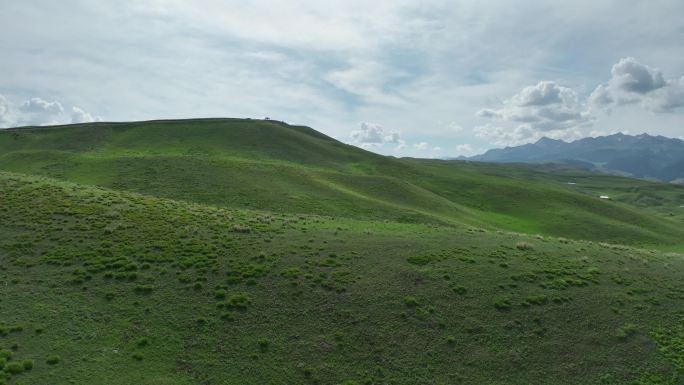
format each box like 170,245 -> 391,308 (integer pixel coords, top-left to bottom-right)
18,97 -> 64,126
643,76 -> 684,112
413,141 -> 429,150
454,143 -> 481,156
0,96 -> 100,127
350,122 -> 401,145
590,57 -> 684,112
476,81 -> 593,146
2,1 -> 684,149
609,57 -> 666,94
71,106 -> 101,123
20,97 -> 63,115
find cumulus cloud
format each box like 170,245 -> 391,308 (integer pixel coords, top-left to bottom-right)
20,97 -> 63,114
0,96 -> 100,127
71,106 -> 101,123
413,141 -> 429,150
473,123 -> 583,146
18,97 -> 64,126
350,122 -> 401,147
476,81 -> 593,145
590,57 -> 684,112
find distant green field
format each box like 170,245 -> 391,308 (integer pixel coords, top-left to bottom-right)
1,119 -> 682,250
2,119 -> 684,385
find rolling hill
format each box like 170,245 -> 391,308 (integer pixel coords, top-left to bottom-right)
1,119 -> 683,249
2,119 -> 684,385
2,171 -> 684,385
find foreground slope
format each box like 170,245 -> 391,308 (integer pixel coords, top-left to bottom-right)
1,119 -> 683,249
2,171 -> 684,385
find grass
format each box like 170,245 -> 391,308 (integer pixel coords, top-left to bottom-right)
1,119 -> 682,249
1,119 -> 684,384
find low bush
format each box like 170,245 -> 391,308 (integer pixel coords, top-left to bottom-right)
403,296 -> 420,307
133,284 -> 154,294
257,338 -> 270,351
21,359 -> 33,371
220,312 -> 235,321
616,323 -> 638,341
3,362 -> 23,375
494,297 -> 512,311
46,354 -> 60,365
214,289 -> 227,299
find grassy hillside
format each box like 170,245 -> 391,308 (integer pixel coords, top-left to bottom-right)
1,119 -> 683,249
3,171 -> 684,385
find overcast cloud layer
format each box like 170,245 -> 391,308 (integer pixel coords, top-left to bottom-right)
1,1 -> 683,156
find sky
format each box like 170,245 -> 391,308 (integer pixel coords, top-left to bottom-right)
1,1 -> 683,157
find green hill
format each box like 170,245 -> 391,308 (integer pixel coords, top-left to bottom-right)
2,171 -> 684,385
1,119 -> 683,249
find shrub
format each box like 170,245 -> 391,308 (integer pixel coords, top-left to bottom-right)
0,351 -> 11,360
136,337 -> 149,347
3,362 -> 24,375
0,358 -> 5,369
3,362 -> 23,375
257,338 -> 270,350
21,359 -> 33,371
406,255 -> 432,266
516,242 -> 534,251
446,335 -> 456,345
523,294 -> 548,306
452,285 -> 467,295
214,289 -> 227,299
46,354 -> 60,365
133,284 -> 154,294
403,296 -> 420,307
616,323 -> 638,341
226,293 -> 251,310
494,297 -> 512,311
231,224 -> 251,233
105,291 -> 115,301
132,352 -> 143,361
220,312 -> 235,321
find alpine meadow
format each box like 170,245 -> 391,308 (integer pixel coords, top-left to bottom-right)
1,119 -> 684,385
2,1 -> 684,385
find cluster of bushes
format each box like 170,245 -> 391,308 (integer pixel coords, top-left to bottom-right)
217,293 -> 251,310
522,294 -> 548,307
493,296 -> 512,311
0,348 -> 35,380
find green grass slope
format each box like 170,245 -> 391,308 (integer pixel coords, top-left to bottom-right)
1,119 -> 683,249
3,172 -> 684,385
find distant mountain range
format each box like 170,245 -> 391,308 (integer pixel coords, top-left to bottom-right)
466,133 -> 684,183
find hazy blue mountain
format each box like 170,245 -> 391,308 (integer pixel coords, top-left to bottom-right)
469,133 -> 684,182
